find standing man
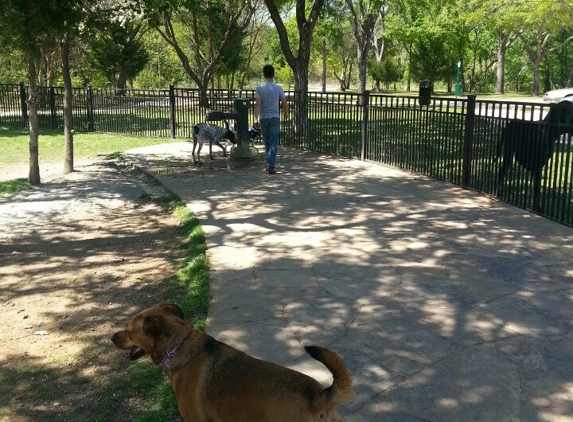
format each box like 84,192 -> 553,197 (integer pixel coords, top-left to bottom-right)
254,64 -> 289,174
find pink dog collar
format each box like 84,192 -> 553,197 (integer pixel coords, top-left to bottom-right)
160,346 -> 178,369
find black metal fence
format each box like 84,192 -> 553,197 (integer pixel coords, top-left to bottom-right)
0,83 -> 26,127
1,83 -> 572,227
283,92 -> 573,227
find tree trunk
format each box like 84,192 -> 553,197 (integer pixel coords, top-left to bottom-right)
291,24 -> 313,139
116,72 -> 127,96
322,39 -> 326,93
373,79 -> 380,92
345,0 -> 377,103
335,64 -> 347,91
532,59 -> 541,96
198,79 -> 211,108
356,45 -> 368,103
496,30 -> 507,94
61,37 -> 74,174
263,0 -> 326,141
518,30 -> 550,97
406,43 -> 413,92
27,57 -> 40,185
292,62 -> 309,139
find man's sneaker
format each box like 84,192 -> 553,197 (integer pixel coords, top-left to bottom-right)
267,166 -> 277,174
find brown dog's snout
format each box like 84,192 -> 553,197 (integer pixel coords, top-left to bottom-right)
111,331 -> 128,347
111,330 -> 147,360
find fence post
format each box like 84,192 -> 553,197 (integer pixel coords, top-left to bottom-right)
169,85 -> 176,139
462,94 -> 476,189
49,86 -> 57,129
19,82 -> 28,127
86,85 -> 94,132
361,90 -> 370,161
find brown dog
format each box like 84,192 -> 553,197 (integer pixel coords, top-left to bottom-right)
111,303 -> 353,422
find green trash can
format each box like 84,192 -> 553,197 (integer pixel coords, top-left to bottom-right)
419,79 -> 432,106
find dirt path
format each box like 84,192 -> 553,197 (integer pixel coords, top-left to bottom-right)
0,160 -> 184,421
0,159 -> 99,183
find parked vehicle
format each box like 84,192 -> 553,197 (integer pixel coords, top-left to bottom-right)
543,87 -> 573,103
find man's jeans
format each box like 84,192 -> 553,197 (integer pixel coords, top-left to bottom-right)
260,117 -> 280,167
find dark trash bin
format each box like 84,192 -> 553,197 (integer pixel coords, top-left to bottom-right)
419,79 -> 432,106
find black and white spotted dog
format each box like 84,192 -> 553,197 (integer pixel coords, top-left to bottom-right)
192,120 -> 237,164
228,122 -> 261,146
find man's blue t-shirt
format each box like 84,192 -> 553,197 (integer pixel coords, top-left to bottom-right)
255,82 -> 285,120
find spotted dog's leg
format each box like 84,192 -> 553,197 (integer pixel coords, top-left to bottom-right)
192,126 -> 204,165
214,140 -> 227,158
195,139 -> 204,165
208,137 -> 227,160
209,137 -> 215,161
193,135 -> 204,165
191,136 -> 198,164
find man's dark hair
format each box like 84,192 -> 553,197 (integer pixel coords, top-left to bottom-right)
263,64 -> 275,78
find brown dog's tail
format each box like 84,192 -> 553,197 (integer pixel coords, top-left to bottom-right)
305,346 -> 353,405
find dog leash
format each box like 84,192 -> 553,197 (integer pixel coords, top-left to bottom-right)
160,345 -> 179,369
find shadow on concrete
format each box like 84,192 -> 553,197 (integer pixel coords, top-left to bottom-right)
2,143 -> 572,422
125,143 -> 573,422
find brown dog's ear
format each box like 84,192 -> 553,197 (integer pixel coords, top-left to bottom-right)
143,315 -> 172,338
160,303 -> 184,320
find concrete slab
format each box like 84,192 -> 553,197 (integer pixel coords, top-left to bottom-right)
123,143 -> 573,422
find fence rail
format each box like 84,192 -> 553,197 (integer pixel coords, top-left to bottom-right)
1,83 -> 571,227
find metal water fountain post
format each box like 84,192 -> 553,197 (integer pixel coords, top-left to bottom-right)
205,98 -> 256,160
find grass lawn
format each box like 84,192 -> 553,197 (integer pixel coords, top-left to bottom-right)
0,125 -> 184,167
0,125 -> 185,195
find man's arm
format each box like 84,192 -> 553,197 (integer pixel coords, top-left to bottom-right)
281,97 -> 289,120
254,97 -> 261,123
